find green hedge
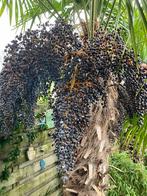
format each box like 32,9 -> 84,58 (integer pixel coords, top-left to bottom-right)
108,152 -> 147,196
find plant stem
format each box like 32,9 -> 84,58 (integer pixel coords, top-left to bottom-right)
90,0 -> 97,38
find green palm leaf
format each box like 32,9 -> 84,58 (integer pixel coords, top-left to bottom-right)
136,0 -> 147,29
121,114 -> 147,157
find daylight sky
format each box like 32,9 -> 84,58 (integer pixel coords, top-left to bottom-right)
0,13 -> 15,47
0,11 -> 54,72
0,12 -> 16,71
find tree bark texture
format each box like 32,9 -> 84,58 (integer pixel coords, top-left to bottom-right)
64,76 -> 119,196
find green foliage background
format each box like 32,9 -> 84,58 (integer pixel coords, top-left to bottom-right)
109,152 -> 147,196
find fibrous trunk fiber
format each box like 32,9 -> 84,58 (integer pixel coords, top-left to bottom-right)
64,77 -> 119,196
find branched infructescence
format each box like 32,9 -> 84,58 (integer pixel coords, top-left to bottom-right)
0,21 -> 81,138
0,21 -> 146,192
53,29 -> 146,178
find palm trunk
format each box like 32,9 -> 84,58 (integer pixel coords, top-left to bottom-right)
64,76 -> 119,195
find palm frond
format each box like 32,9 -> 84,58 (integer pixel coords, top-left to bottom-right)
126,0 -> 137,59
135,0 -> 147,30
104,0 -> 117,30
121,114 -> 147,157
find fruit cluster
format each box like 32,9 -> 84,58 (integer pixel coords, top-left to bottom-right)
0,21 -> 146,179
0,21 -> 80,138
53,28 -> 146,175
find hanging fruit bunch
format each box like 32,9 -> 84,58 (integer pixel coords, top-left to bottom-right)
52,27 -> 146,194
0,21 -> 80,138
0,21 -> 146,194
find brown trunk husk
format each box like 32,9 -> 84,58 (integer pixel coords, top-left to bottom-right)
64,76 -> 119,196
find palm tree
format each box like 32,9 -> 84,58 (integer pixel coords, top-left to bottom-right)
0,0 -> 146,195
